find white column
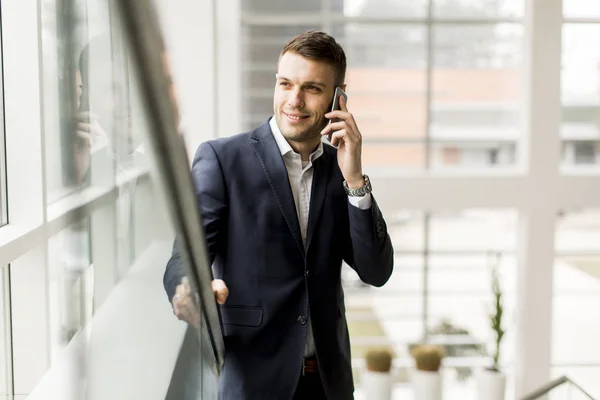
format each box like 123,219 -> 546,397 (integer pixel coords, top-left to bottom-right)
514,0 -> 562,396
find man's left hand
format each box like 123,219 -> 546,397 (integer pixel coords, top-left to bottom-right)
321,96 -> 365,189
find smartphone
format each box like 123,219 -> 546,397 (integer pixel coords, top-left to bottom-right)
327,87 -> 347,144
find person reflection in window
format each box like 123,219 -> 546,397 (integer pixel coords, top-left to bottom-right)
70,35 -> 180,186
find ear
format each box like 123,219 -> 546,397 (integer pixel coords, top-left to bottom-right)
340,84 -> 347,92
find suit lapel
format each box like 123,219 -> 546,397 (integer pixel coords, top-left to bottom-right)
306,148 -> 332,252
250,122 -> 304,256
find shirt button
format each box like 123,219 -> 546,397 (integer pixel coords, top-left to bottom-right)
297,316 -> 307,325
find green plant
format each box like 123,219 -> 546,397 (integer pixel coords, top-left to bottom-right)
489,267 -> 505,372
410,344 -> 445,372
365,348 -> 393,373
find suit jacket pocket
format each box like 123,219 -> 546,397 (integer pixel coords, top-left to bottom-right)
221,305 -> 264,327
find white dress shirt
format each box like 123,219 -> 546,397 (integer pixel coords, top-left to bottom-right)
269,117 -> 372,357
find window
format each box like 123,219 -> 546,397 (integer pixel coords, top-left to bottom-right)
0,20 -> 8,225
241,0 -> 524,170
561,10 -> 600,167
343,208 -> 517,393
553,209 -> 600,394
42,0 -> 141,204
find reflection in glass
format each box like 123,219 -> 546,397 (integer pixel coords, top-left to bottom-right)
18,0 -> 214,398
42,0 -> 146,203
561,24 -> 600,166
47,220 -> 92,358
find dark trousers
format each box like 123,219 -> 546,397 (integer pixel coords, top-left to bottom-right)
292,373 -> 327,400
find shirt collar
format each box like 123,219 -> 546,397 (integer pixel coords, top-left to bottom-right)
269,117 -> 324,161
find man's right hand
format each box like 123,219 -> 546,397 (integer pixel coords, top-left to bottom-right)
172,278 -> 229,326
211,279 -> 229,305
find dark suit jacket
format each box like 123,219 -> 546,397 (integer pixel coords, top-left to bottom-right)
164,120 -> 394,400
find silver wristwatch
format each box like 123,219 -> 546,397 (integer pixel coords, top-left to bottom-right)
343,174 -> 372,197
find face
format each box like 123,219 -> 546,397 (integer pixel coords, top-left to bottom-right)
274,52 -> 338,145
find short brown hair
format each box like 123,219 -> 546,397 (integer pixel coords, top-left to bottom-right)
280,30 -> 347,86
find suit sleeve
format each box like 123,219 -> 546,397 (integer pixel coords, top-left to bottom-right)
343,195 -> 394,287
163,142 -> 228,304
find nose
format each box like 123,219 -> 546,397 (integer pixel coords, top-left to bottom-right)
287,88 -> 304,109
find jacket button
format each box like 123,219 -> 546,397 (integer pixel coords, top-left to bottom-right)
305,270 -> 311,278
297,316 -> 307,325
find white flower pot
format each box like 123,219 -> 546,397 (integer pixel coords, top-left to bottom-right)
362,370 -> 394,400
476,369 -> 506,400
411,369 -> 442,400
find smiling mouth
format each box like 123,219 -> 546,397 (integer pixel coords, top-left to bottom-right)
284,112 -> 309,121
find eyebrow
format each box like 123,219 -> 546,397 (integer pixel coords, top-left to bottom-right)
276,75 -> 327,88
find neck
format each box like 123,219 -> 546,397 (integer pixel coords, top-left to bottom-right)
288,137 -> 321,162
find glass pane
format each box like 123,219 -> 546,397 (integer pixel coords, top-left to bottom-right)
0,21 -> 7,226
242,0 -> 321,14
27,0 -> 218,397
431,141 -> 517,167
47,220 -> 92,361
363,143 -> 426,168
42,0 -> 145,204
334,0 -> 428,18
553,210 -> 600,371
432,24 -> 522,169
427,209 -> 517,382
563,1 -> 600,19
344,210 -> 424,388
433,0 -> 524,19
429,209 -> 518,252
561,24 -> 600,167
389,209 -> 425,252
334,24 -> 428,165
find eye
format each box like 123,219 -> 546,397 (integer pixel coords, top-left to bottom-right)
306,86 -> 321,92
279,81 -> 291,88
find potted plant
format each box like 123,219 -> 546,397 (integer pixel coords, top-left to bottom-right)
362,348 -> 394,400
476,267 -> 507,400
410,344 -> 445,400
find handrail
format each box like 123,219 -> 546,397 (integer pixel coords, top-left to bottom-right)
520,375 -> 596,400
113,0 -> 225,373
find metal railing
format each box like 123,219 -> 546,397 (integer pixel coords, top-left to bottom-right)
520,376 -> 596,400
113,0 -> 225,374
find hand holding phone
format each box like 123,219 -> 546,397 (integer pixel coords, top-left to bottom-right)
327,87 -> 348,144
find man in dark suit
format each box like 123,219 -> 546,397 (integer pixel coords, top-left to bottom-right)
164,30 -> 394,400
